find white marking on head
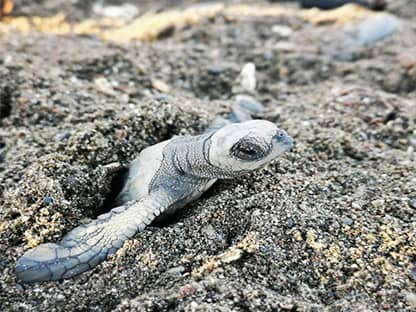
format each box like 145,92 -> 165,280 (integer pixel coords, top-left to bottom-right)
208,120 -> 293,173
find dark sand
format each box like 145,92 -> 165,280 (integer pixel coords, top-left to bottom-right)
0,0 -> 415,311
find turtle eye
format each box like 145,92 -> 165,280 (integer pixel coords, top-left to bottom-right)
231,143 -> 260,161
230,136 -> 271,161
240,147 -> 257,155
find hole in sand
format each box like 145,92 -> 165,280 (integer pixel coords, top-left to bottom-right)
0,86 -> 12,119
93,166 -> 129,218
93,164 -> 212,229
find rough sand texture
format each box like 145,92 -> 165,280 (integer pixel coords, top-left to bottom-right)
0,0 -> 415,311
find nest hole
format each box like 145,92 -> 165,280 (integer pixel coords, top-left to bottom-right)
0,86 -> 13,119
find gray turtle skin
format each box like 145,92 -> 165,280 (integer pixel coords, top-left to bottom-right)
15,65 -> 294,283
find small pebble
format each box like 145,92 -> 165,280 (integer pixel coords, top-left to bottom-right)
240,63 -> 256,94
286,217 -> 295,228
355,13 -> 398,45
405,292 -> 416,308
271,25 -> 293,37
166,265 -> 186,275
342,217 -> 353,226
94,77 -> 116,96
152,79 -> 171,93
399,49 -> 416,69
235,95 -> 264,114
371,199 -> 385,208
55,130 -> 71,141
202,224 -> 218,239
410,267 -> 416,281
274,41 -> 297,52
92,3 -> 139,20
56,294 -> 66,303
42,197 -> 53,206
207,66 -> 224,75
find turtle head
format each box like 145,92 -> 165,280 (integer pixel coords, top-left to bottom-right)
207,120 -> 293,176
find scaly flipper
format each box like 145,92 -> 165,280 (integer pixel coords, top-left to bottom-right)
15,191 -> 172,283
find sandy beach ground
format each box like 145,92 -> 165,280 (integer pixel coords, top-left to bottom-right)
0,0 -> 415,311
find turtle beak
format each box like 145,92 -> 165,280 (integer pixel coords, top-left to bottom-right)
273,130 -> 293,151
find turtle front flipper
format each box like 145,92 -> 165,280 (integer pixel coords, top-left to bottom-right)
15,192 -> 172,283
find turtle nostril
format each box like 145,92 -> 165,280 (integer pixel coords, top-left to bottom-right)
273,130 -> 285,141
273,130 -> 294,149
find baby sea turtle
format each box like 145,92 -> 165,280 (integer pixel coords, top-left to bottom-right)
15,65 -> 293,283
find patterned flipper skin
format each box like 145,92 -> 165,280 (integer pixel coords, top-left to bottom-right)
16,194 -> 168,283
